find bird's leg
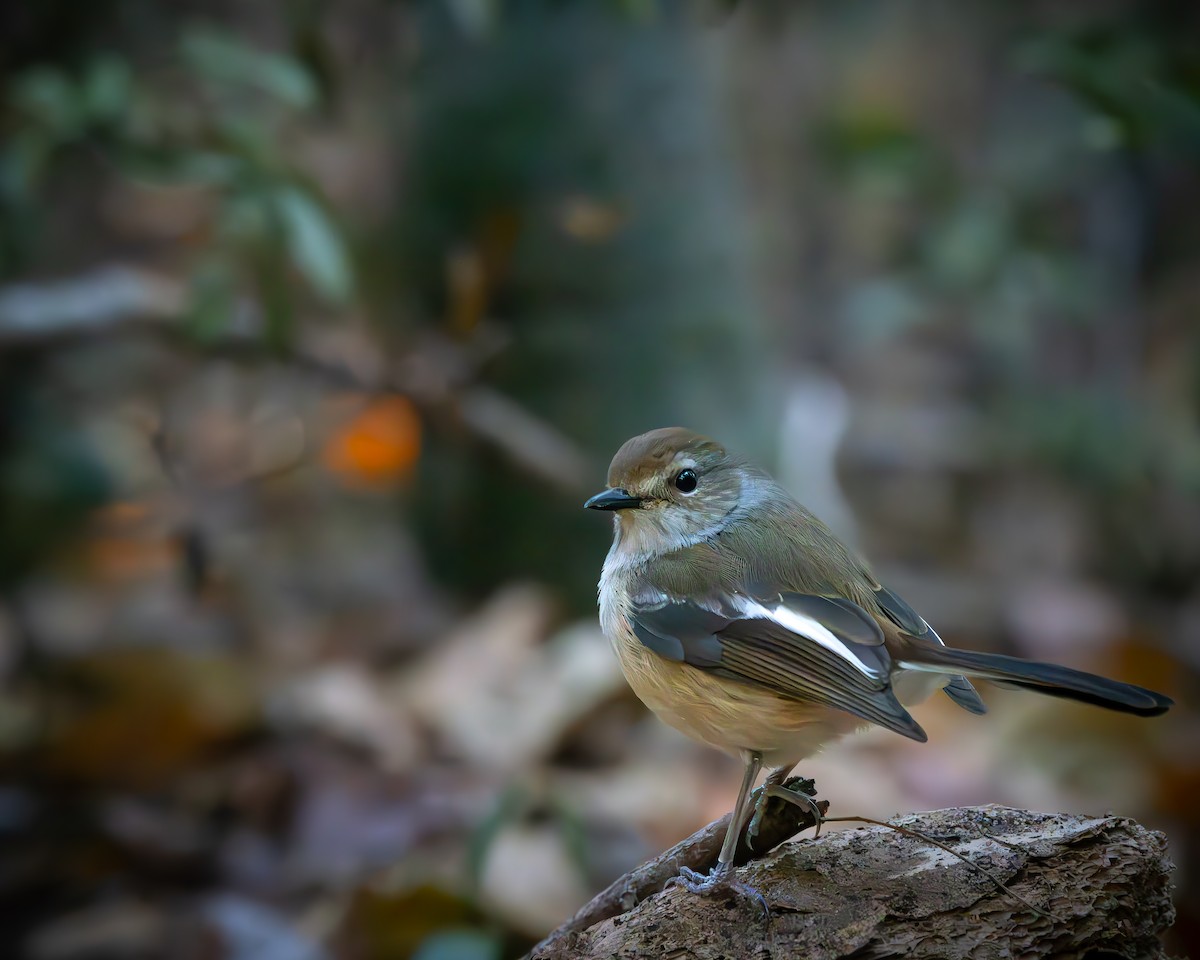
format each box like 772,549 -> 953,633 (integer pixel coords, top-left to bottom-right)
673,750 -> 768,915
747,764 -> 823,846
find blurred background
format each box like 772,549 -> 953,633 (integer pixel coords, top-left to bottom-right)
1,1 -> 1198,957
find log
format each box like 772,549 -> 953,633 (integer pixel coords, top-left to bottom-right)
525,777 -> 827,958
530,804 -> 1175,960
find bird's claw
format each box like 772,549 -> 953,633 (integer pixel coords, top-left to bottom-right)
674,864 -> 720,891
669,863 -> 769,917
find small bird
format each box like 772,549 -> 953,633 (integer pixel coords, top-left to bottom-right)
585,427 -> 1172,896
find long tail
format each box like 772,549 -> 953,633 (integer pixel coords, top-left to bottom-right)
897,644 -> 1172,717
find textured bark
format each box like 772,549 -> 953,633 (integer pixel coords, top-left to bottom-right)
530,805 -> 1175,960
526,778 -> 826,959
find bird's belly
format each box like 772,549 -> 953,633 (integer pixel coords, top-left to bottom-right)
610,623 -> 862,767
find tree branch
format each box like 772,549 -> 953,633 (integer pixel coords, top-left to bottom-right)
0,264 -> 591,494
526,779 -> 826,959
529,805 -> 1176,960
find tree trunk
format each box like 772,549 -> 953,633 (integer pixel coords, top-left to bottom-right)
529,804 -> 1175,960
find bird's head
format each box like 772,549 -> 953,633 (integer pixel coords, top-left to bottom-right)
584,427 -> 749,555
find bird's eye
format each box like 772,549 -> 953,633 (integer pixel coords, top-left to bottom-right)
673,469 -> 698,494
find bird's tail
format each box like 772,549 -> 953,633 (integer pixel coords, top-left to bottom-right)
897,644 -> 1172,717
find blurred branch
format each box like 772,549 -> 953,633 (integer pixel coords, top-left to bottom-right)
0,266 -> 187,344
529,806 -> 1175,960
0,264 -> 591,495
457,387 -> 590,492
526,779 -> 827,960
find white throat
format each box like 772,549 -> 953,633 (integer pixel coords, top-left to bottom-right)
600,471 -> 772,575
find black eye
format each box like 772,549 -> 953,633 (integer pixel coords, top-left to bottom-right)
673,469 -> 698,493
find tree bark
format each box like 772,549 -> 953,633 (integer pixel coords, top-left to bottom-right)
530,804 -> 1175,960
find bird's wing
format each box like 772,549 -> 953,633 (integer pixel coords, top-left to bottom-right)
628,584 -> 928,742
872,584 -> 988,715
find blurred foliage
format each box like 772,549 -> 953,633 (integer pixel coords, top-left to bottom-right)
0,1 -> 1198,958
803,3 -> 1200,593
398,6 -> 777,599
0,353 -> 111,586
1,18 -> 352,334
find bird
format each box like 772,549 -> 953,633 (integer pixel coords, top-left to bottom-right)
584,426 -> 1172,897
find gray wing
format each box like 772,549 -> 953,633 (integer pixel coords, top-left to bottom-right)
629,585 -> 928,742
873,584 -> 987,715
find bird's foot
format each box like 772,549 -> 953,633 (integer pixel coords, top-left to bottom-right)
747,777 -> 823,848
670,862 -> 769,917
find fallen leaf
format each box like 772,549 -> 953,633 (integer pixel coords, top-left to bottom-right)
400,587 -> 623,771
268,664 -> 421,771
37,648 -> 258,789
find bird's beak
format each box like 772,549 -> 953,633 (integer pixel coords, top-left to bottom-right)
584,488 -> 643,511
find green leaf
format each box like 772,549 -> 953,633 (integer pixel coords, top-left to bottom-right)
466,784 -> 526,891
412,930 -> 501,960
0,133 -> 52,198
181,26 -> 317,108
925,197 -> 1012,289
173,151 -> 243,186
82,56 -> 134,125
186,257 -> 237,342
10,68 -> 85,139
447,0 -> 500,39
274,186 -> 353,303
841,277 -> 927,342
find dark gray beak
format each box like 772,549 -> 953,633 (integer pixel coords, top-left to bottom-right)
584,488 -> 643,511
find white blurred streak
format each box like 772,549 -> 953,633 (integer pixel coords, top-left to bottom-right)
777,370 -> 859,543
0,266 -> 185,338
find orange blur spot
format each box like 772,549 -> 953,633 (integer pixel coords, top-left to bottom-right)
322,395 -> 421,489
